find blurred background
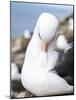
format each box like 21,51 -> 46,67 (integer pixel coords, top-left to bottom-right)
10,1 -> 74,98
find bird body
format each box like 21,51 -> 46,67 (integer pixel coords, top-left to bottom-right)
21,13 -> 73,96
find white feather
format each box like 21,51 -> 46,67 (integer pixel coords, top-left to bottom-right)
56,35 -> 68,50
68,18 -> 73,31
21,13 -> 73,96
24,30 -> 31,39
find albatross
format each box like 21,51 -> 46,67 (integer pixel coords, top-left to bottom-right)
21,13 -> 73,96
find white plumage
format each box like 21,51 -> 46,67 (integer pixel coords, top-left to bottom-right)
24,30 -> 31,39
56,35 -> 68,50
68,18 -> 73,31
34,13 -> 58,43
21,13 -> 73,96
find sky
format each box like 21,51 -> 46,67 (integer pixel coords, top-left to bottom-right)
11,2 -> 73,37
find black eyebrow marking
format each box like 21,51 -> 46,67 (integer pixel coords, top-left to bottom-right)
38,32 -> 42,39
38,29 -> 57,42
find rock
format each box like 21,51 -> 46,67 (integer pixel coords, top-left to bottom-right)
11,63 -> 21,81
24,90 -> 33,97
58,13 -> 73,43
11,36 -> 30,53
11,80 -> 25,92
16,92 -> 25,98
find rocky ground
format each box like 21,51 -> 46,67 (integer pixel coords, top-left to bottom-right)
11,36 -> 33,98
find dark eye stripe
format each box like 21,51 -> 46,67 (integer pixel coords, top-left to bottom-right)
38,28 -> 57,42
38,32 -> 42,39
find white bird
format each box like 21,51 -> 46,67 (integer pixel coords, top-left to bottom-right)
68,18 -> 73,31
11,63 -> 21,80
56,35 -> 73,51
24,30 -> 31,39
56,35 -> 69,50
21,13 -> 73,96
